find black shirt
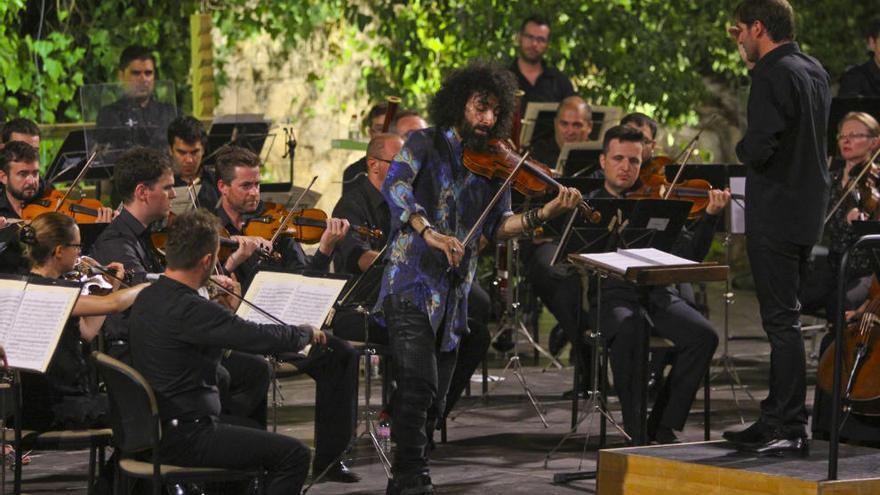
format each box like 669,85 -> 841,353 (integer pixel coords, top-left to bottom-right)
95,96 -> 178,151
509,59 -> 575,106
838,59 -> 880,98
129,275 -> 311,421
331,175 -> 389,275
215,203 -> 332,291
341,156 -> 368,195
735,42 -> 831,246
89,208 -> 165,341
174,169 -> 220,211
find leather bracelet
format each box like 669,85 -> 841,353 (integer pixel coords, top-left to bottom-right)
419,223 -> 434,237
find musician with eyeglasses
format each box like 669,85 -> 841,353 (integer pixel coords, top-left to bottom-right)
509,14 -> 575,108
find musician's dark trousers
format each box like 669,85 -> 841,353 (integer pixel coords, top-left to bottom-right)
158,417 -> 310,495
219,351 -> 272,428
279,335 -> 359,468
384,295 -> 457,478
599,286 -> 717,439
443,281 -> 491,417
527,243 -> 592,388
799,253 -> 872,322
746,231 -> 811,436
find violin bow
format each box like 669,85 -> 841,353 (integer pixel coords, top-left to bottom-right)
824,146 -> 880,224
663,114 -> 717,200
460,151 -> 529,252
54,146 -> 103,210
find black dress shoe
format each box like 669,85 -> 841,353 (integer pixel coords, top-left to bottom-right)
649,425 -> 681,445
739,436 -> 809,457
548,324 -> 568,356
723,420 -> 770,445
314,461 -> 361,483
386,474 -> 434,495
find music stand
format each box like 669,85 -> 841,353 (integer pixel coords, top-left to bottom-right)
545,198 -> 690,473
519,102 -> 559,148
827,97 -> 880,157
260,182 -> 321,210
204,114 -> 271,167
556,142 -> 603,177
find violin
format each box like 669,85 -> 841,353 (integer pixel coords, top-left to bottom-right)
150,213 -> 243,264
21,189 -> 107,223
462,139 -> 601,223
825,149 -> 880,225
817,276 -> 880,416
628,166 -> 715,220
242,203 -> 383,245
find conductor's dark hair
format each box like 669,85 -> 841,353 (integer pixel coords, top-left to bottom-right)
165,209 -> 219,270
1,118 -> 40,144
119,45 -> 157,71
620,112 -> 658,140
167,116 -> 207,147
114,146 -> 173,203
867,16 -> 880,40
429,60 -> 518,141
601,125 -> 646,154
0,141 -> 40,174
520,14 -> 551,33
733,0 -> 795,43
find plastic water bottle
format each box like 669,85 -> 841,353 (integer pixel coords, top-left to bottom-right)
376,411 -> 392,454
370,354 -> 381,378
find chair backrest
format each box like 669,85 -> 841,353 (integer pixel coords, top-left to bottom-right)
91,351 -> 160,454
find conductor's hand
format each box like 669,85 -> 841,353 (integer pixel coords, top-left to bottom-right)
424,229 -> 465,268
318,218 -> 350,256
706,188 -> 732,215
540,186 -> 582,220
310,327 -> 328,346
96,207 -> 115,223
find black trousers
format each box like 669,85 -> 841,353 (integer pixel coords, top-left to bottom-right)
219,351 -> 272,428
159,418 -> 310,495
526,243 -> 592,388
384,295 -> 457,478
443,281 -> 491,417
799,254 -> 872,321
746,231 -> 812,436
598,286 -> 718,439
278,335 -> 359,467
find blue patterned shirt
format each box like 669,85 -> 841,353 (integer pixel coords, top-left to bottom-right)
374,127 -> 512,351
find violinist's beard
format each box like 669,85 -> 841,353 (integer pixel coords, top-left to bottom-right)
7,184 -> 37,202
459,121 -> 492,152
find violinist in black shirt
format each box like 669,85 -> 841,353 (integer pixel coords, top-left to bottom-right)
588,126 -> 726,444
167,116 -> 220,210
527,96 -> 593,168
129,209 -> 317,495
839,17 -> 880,98
509,15 -> 575,107
213,145 -> 362,483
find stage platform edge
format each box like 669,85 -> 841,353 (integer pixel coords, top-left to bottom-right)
597,440 -> 880,495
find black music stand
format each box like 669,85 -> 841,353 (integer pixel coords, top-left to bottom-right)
562,148 -> 603,177
828,97 -> 880,157
203,115 -> 270,167
545,198 -> 690,481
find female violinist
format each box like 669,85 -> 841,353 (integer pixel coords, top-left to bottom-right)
17,212 -> 147,431
801,112 -> 880,322
809,112 -> 880,443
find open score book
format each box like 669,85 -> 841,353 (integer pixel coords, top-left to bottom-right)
574,248 -> 696,275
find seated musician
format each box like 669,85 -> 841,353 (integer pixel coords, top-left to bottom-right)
390,110 -> 429,139
18,212 -> 147,431
838,16 -> 880,98
342,101 -> 389,193
167,115 -> 220,209
808,111 -> 880,443
0,117 -> 41,149
128,209 -> 316,494
588,125 -> 726,444
0,142 -> 113,274
621,112 -> 659,165
527,95 -> 593,167
331,132 -> 492,423
96,45 -> 178,152
213,145 -> 361,482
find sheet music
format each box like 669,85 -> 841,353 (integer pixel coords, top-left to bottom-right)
0,279 -> 27,343
3,283 -> 79,372
237,271 -> 348,328
576,248 -> 695,275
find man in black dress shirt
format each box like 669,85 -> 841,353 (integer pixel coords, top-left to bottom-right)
509,15 -> 575,108
167,116 -> 220,210
0,117 -> 41,149
213,145 -> 361,483
724,0 -> 831,455
589,126 -> 726,444
129,208 -> 319,494
528,96 -> 593,168
96,45 -> 177,152
839,17 -> 880,97
342,101 -> 389,193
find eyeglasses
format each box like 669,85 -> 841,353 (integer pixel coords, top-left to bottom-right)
65,244 -> 82,251
369,156 -> 393,163
837,133 -> 875,141
521,33 -> 549,45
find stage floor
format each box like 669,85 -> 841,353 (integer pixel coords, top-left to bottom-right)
7,284 -> 868,494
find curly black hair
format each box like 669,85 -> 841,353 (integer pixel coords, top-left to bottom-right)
429,60 -> 518,141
